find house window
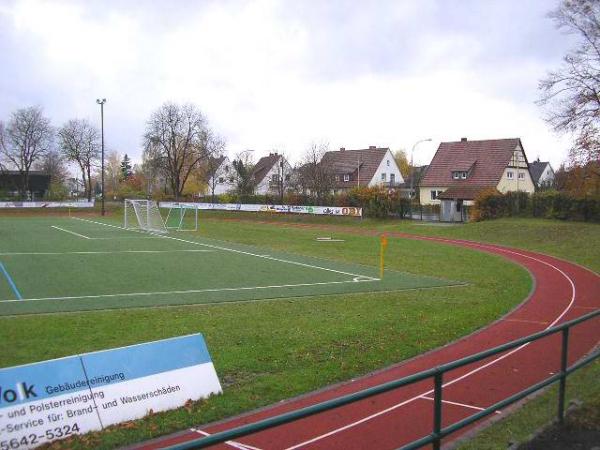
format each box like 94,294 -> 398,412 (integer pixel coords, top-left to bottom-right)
431,190 -> 441,200
271,174 -> 279,182
218,177 -> 224,183
225,165 -> 229,172
390,173 -> 395,185
381,173 -> 386,181
507,171 -> 514,179
343,174 -> 350,182
518,172 -> 524,180
453,171 -> 468,179
387,160 -> 390,166
453,172 -> 459,179
461,172 -> 467,179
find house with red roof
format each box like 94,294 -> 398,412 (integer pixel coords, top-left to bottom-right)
320,146 -> 404,193
419,138 -> 535,221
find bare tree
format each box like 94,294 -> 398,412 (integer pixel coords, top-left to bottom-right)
143,102 -> 219,200
0,106 -> 53,199
538,0 -> 600,167
105,151 -> 122,199
34,150 -> 68,183
57,119 -> 100,201
298,142 -> 335,204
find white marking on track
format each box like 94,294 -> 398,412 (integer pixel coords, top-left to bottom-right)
282,240 -> 579,450
190,428 -> 263,450
419,396 -> 502,414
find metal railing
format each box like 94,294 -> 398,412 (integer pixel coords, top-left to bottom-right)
166,309 -> 600,450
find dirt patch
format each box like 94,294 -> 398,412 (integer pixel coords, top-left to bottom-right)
518,399 -> 600,450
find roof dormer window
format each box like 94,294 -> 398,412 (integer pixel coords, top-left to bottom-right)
452,171 -> 468,180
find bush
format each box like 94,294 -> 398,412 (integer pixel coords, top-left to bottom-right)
473,189 -> 600,222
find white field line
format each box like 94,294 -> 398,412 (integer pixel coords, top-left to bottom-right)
282,242 -> 578,450
0,279 -> 375,303
72,217 -> 378,281
0,250 -> 215,256
419,396 -> 502,414
50,225 -> 155,240
191,428 -> 263,450
51,225 -> 91,239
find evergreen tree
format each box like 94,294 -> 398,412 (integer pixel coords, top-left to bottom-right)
120,154 -> 133,179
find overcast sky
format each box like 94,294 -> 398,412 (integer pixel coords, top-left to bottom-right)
0,0 -> 577,167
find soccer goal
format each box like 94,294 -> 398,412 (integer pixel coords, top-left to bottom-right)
163,202 -> 198,231
124,199 -> 167,233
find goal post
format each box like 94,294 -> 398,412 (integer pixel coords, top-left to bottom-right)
162,202 -> 198,231
124,199 -> 167,233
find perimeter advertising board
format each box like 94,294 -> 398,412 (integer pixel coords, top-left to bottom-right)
161,202 -> 362,217
0,201 -> 95,208
0,334 -> 221,449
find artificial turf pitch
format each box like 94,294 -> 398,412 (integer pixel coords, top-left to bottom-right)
0,216 -> 459,315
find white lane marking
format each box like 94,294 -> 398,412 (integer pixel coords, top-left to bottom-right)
190,428 -> 263,450
0,279 -> 376,303
419,396 -> 502,414
50,225 -> 91,239
0,250 -> 215,256
283,241 -> 579,450
72,217 -> 379,281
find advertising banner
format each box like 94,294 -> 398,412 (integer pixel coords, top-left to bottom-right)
160,202 -> 362,217
0,201 -> 95,209
0,334 -> 221,449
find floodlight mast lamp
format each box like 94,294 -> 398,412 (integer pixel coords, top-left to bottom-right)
96,98 -> 107,216
409,138 -> 432,212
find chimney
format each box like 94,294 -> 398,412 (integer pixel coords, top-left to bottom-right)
461,137 -> 467,142
340,147 -> 345,151
369,145 -> 376,149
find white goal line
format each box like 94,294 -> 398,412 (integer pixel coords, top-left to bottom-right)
51,225 -> 156,240
72,217 -> 379,281
0,279 -> 376,303
0,250 -> 215,256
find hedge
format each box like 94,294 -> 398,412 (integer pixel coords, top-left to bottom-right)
473,190 -> 600,222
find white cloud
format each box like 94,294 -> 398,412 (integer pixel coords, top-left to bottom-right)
0,0 -> 573,168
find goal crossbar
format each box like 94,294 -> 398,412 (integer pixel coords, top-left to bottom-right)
163,203 -> 199,231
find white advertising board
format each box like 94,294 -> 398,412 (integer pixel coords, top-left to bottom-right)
0,334 -> 221,449
161,202 -> 362,217
0,201 -> 95,209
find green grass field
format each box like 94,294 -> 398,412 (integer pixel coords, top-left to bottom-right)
1,209 -> 597,449
0,216 -> 456,315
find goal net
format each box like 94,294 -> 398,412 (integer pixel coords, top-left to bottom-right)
163,202 -> 198,231
124,199 -> 167,233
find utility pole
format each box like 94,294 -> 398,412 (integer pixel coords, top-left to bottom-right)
96,98 -> 107,216
410,138 -> 432,218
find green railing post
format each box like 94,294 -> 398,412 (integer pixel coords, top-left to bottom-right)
433,371 -> 443,450
558,327 -> 570,422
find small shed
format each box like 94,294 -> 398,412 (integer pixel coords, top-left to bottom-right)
437,185 -> 488,222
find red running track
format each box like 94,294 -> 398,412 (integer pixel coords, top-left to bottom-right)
133,234 -> 600,450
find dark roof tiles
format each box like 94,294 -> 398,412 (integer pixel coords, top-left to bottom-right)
421,138 -> 522,187
321,147 -> 389,188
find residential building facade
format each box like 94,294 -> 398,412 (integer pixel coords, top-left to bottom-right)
419,138 -> 535,220
252,153 -> 292,196
321,146 -> 404,193
529,159 -> 555,189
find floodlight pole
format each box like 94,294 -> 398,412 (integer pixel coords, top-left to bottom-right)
96,98 -> 107,216
409,138 -> 432,217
